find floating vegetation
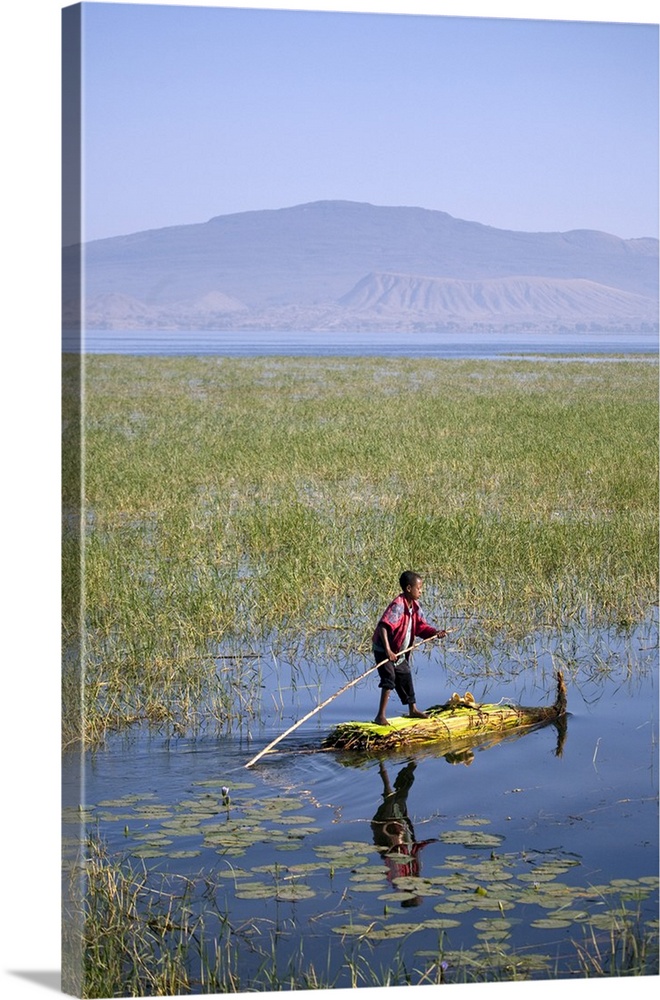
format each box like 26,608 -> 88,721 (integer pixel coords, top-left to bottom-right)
63,683 -> 659,993
440,830 -> 505,849
369,922 -> 425,939
331,923 -> 374,937
324,672 -> 567,752
274,883 -> 317,901
65,775 -> 659,998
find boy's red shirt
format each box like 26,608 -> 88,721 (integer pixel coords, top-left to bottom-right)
372,594 -> 437,653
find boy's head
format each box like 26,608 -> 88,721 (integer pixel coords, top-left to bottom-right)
400,571 -> 423,598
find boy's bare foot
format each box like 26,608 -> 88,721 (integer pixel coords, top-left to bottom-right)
408,708 -> 428,719
374,715 -> 388,725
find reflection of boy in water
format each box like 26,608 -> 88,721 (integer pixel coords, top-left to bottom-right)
370,761 -> 436,907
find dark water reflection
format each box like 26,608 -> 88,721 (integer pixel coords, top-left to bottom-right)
371,761 -> 433,899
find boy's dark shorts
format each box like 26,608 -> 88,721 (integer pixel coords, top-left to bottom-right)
374,648 -> 416,706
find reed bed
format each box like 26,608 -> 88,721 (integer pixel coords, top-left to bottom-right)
62,355 -> 658,745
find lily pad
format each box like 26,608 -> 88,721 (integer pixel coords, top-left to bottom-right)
440,831 -> 503,848
587,911 -> 629,931
234,882 -> 276,899
134,807 -> 174,820
439,949 -> 480,965
349,882 -> 389,893
473,918 -> 513,930
419,917 -> 462,929
274,815 -> 319,825
433,901 -> 475,914
275,884 -> 316,901
203,824 -> 272,848
536,881 -> 573,895
377,851 -> 412,862
515,888 -> 551,904
216,867 -> 253,879
476,930 -> 510,943
332,923 -> 375,936
473,897 -> 516,912
97,813 -> 138,822
503,955 -> 552,973
392,876 -> 429,892
130,846 -> 167,858
545,909 -> 589,921
161,817 -> 202,831
445,890 -> 482,901
313,848 -> 370,867
285,862 -> 333,875
389,884 -> 445,898
242,796 -> 303,816
177,798 -> 221,811
370,922 -> 424,939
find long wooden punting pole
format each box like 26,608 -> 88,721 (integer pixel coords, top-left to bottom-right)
244,631 -> 449,768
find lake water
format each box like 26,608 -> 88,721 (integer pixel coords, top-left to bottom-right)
67,327 -> 658,358
63,619 -> 659,989
63,327 -> 658,990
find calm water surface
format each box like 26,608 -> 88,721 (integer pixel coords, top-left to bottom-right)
63,621 -> 659,986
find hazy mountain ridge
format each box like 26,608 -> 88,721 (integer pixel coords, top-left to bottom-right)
66,200 -> 658,332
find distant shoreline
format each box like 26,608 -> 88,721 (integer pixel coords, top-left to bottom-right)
63,327 -> 659,359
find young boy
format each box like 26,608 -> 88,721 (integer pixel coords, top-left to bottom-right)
373,571 -> 446,725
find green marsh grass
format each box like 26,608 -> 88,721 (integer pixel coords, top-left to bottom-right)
62,355 -> 658,745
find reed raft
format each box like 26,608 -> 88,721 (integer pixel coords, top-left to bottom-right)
323,671 -> 567,752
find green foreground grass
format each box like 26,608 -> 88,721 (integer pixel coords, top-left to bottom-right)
62,355 -> 658,746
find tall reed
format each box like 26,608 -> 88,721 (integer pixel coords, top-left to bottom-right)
63,355 -> 658,744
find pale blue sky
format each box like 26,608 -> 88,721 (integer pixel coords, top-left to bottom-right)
78,3 -> 658,242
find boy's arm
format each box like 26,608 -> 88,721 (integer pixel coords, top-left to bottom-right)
418,624 -> 447,640
379,625 -> 398,661
415,607 -> 447,640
